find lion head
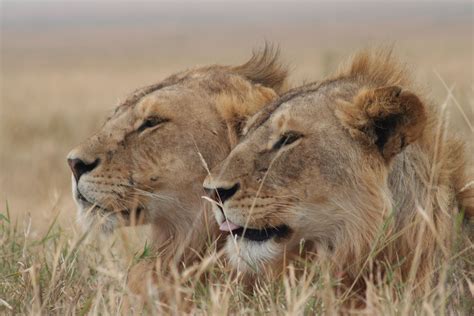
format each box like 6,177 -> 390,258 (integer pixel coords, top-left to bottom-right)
67,47 -> 287,262
204,50 -> 472,291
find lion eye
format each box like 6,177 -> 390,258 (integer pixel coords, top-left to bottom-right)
272,132 -> 303,150
137,116 -> 169,133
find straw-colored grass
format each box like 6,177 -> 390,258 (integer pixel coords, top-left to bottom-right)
0,205 -> 472,314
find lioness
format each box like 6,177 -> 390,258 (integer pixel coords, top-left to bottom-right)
66,47 -> 287,277
204,50 -> 473,295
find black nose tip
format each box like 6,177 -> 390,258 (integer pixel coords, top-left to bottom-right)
206,183 -> 240,204
67,158 -> 100,181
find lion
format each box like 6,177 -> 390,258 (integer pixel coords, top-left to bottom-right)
66,47 -> 288,289
203,49 -> 473,298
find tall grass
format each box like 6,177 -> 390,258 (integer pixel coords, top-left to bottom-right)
1,202 -> 472,314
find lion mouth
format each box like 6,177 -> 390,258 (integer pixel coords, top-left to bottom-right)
220,220 -> 290,242
76,189 -> 142,220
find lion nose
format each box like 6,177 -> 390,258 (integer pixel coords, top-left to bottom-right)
204,183 -> 240,204
67,157 -> 100,182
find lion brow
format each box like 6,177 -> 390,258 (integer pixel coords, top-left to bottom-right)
112,75 -> 188,116
245,81 -> 323,134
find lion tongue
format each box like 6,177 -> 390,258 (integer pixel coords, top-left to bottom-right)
219,220 -> 241,232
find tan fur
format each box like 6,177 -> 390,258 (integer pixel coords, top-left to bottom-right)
204,50 -> 473,298
66,47 -> 288,292
232,44 -> 288,94
216,78 -> 277,148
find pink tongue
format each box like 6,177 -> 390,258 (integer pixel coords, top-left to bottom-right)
219,220 -> 241,232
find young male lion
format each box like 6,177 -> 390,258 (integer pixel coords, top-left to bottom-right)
66,47 -> 288,291
204,50 -> 473,297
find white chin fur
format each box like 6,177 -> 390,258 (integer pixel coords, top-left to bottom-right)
71,175 -> 118,234
224,236 -> 282,273
76,204 -> 119,234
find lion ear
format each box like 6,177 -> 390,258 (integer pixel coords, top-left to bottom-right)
216,85 -> 277,147
336,85 -> 427,161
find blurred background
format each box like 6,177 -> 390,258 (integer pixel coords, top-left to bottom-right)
1,0 -> 472,233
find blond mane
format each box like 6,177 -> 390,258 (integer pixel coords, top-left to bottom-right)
329,50 -> 473,295
233,44 -> 288,94
336,48 -> 412,88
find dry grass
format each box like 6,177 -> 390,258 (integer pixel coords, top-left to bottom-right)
1,1 -> 473,314
0,207 -> 473,314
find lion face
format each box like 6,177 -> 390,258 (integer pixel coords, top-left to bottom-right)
203,84 -> 360,271
68,79 -> 231,232
67,48 -> 288,235
204,70 -> 427,273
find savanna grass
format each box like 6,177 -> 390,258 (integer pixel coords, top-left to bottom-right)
1,202 -> 472,314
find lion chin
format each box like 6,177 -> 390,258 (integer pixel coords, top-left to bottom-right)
71,179 -> 134,234
224,236 -> 284,273
217,216 -> 293,273
76,205 -> 118,234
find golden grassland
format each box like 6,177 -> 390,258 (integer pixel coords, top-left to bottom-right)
1,2 -> 473,314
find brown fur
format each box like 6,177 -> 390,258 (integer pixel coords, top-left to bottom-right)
337,85 -> 427,160
66,47 -> 288,293
204,49 -> 473,299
